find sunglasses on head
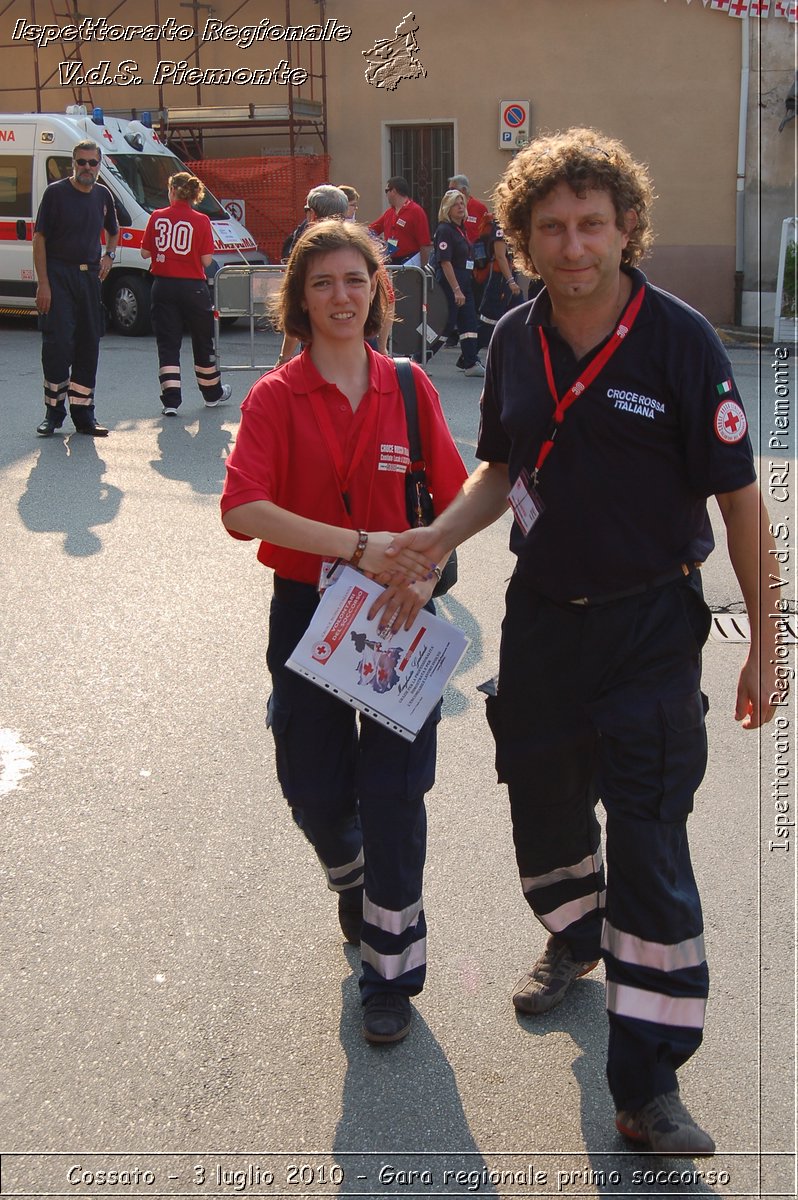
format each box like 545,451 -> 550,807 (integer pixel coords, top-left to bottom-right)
75,157 -> 100,167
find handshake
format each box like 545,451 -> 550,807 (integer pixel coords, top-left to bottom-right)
356,526 -> 455,634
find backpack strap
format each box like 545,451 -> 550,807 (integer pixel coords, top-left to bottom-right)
394,357 -> 425,471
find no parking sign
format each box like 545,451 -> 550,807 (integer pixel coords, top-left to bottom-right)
499,100 -> 530,150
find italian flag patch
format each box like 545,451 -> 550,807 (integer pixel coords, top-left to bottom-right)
716,379 -> 734,397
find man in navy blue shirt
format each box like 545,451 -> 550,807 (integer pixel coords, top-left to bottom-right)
33,139 -> 118,437
386,127 -> 779,1155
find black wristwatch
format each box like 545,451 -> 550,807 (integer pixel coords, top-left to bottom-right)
104,251 -> 116,261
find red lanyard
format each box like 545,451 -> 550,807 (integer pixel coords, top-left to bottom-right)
533,284 -> 645,484
304,357 -> 380,519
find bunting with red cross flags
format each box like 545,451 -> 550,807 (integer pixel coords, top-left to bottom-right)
659,0 -> 793,17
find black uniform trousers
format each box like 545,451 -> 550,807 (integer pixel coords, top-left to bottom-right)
150,276 -> 222,407
439,267 -> 480,367
486,569 -> 712,1113
265,577 -> 439,1002
478,270 -> 524,350
40,258 -> 104,424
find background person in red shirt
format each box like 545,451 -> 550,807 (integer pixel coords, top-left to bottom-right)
221,220 -> 466,1046
368,176 -> 432,267
141,172 -> 231,415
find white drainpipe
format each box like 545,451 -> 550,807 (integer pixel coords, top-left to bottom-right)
735,16 -> 750,325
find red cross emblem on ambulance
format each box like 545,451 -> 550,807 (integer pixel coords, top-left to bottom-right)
714,400 -> 747,444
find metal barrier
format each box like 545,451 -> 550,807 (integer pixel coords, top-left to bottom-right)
213,260 -> 452,374
214,263 -> 286,374
386,263 -> 450,366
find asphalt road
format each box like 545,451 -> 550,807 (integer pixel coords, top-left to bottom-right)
1,317 -> 795,1199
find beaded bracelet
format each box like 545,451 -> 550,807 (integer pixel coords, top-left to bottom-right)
350,529 -> 368,569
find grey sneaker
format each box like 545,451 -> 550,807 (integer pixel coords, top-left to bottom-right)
205,383 -> 232,408
463,362 -> 485,377
162,406 -> 180,416
512,934 -> 599,1014
616,1091 -> 716,1156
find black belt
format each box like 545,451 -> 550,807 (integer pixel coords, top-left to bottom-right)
567,563 -> 699,607
53,261 -> 97,271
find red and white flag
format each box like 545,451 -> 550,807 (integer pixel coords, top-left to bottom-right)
749,0 -> 771,16
773,0 -> 789,16
787,1 -> 797,21
727,0 -> 750,15
708,0 -> 731,10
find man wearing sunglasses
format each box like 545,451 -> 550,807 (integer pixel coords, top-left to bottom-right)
369,177 -> 431,268
33,139 -> 119,437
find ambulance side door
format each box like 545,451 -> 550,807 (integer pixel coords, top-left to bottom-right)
0,123 -> 36,305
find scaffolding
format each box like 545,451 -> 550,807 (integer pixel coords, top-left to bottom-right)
0,0 -> 328,159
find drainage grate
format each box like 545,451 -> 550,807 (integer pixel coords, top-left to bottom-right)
709,614 -> 751,643
709,614 -> 798,644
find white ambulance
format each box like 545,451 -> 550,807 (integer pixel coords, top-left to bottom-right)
0,106 -> 267,334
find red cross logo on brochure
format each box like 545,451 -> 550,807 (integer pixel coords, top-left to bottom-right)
312,641 -> 332,663
714,400 -> 747,444
103,128 -> 114,143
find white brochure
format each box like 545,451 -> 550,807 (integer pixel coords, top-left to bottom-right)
286,565 -> 468,742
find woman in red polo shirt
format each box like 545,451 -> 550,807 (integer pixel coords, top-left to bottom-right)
141,172 -> 231,415
221,220 -> 466,1047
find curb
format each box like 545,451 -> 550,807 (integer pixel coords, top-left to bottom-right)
715,325 -> 767,349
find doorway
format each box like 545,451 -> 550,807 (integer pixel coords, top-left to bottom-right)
388,123 -> 454,232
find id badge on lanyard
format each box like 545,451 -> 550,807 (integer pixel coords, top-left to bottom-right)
319,558 -> 345,591
508,468 -> 545,536
508,283 -> 646,535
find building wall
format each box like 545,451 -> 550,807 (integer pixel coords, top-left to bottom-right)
324,0 -> 742,322
2,0 -> 790,323
743,16 -> 796,327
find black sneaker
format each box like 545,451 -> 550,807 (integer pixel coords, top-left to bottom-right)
70,404 -> 108,437
337,890 -> 363,945
444,334 -> 459,348
36,415 -> 62,437
75,422 -> 109,437
363,992 -> 412,1043
616,1091 -> 716,1156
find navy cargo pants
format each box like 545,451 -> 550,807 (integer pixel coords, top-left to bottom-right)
486,569 -> 712,1113
265,577 -> 438,1002
39,258 -> 104,427
150,276 -> 224,409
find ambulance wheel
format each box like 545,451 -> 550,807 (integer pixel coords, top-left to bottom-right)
106,273 -> 151,337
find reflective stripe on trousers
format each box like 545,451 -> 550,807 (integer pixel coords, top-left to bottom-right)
487,571 -> 711,1110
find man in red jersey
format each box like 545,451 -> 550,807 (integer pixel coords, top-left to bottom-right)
369,177 -> 431,267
